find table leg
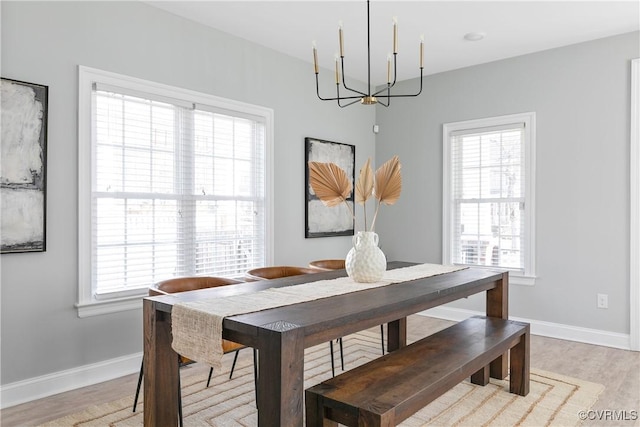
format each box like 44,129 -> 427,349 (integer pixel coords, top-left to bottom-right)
486,271 -> 509,379
257,324 -> 304,427
386,317 -> 407,352
143,299 -> 179,426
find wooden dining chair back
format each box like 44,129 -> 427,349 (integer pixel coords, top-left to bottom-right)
308,259 -> 346,271
149,276 -> 241,295
244,266 -> 319,281
133,276 -> 257,423
148,276 -> 247,364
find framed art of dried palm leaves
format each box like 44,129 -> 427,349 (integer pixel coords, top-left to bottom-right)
305,137 -> 355,238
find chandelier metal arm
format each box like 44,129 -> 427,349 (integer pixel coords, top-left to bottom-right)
340,58 -> 368,97
376,85 -> 391,107
315,74 -> 364,103
391,52 -> 399,87
372,53 -> 399,97
312,0 -> 425,108
336,79 -> 368,107
337,97 -> 363,108
373,84 -> 392,97
373,68 -> 424,99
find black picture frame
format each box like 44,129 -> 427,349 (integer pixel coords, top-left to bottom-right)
305,137 -> 355,238
1,78 -> 48,253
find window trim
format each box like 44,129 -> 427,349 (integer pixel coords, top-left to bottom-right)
77,66 -> 274,317
442,112 -> 536,285
630,58 -> 639,351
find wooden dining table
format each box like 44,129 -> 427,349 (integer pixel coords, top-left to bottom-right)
143,261 -> 509,427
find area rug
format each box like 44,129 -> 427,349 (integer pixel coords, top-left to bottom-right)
40,329 -> 604,427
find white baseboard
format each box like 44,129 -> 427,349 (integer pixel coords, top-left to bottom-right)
0,352 -> 142,409
421,306 -> 632,350
1,309 -> 633,409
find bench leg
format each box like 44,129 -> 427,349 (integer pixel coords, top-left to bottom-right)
470,365 -> 490,386
305,390 -> 338,427
509,331 -> 530,396
359,409 -> 393,427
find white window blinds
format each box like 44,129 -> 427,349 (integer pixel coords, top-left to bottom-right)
443,113 -> 535,282
85,74 -> 269,300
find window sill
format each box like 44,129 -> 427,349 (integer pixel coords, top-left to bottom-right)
487,270 -> 536,286
510,274 -> 536,286
76,294 -> 144,318
452,264 -> 536,286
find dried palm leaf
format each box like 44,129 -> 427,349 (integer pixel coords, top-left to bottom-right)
374,155 -> 402,206
370,156 -> 402,230
355,157 -> 374,205
308,161 -> 353,208
355,157 -> 374,230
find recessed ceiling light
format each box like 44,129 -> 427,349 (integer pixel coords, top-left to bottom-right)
464,32 -> 486,42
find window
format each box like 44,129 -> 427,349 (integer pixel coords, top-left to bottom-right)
77,66 -> 273,316
443,113 -> 535,285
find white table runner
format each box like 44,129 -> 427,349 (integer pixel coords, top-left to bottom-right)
171,263 -> 466,368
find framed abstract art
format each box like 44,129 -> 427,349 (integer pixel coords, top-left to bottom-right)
305,137 -> 355,238
1,78 -> 48,253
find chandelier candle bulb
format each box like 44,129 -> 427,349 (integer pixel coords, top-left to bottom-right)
312,42 -> 319,74
335,56 -> 340,84
393,17 -> 398,54
339,22 -> 344,57
420,35 -> 424,69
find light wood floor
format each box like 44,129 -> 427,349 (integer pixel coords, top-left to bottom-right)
2,315 -> 639,426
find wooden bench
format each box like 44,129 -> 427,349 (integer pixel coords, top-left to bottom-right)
305,316 -> 530,427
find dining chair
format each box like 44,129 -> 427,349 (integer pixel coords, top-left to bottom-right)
309,259 -> 387,356
244,266 -> 319,281
244,265 -> 346,377
308,259 -> 346,271
133,276 -> 258,423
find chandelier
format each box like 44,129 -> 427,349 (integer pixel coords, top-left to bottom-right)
312,0 -> 424,108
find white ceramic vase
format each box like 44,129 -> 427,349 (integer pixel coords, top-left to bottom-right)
345,231 -> 387,283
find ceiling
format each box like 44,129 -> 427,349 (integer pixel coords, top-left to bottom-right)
146,1 -> 639,86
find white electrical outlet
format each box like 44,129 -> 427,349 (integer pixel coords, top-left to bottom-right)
597,293 -> 608,309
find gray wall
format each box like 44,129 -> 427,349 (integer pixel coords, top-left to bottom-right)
0,1 -> 374,385
375,32 -> 639,334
